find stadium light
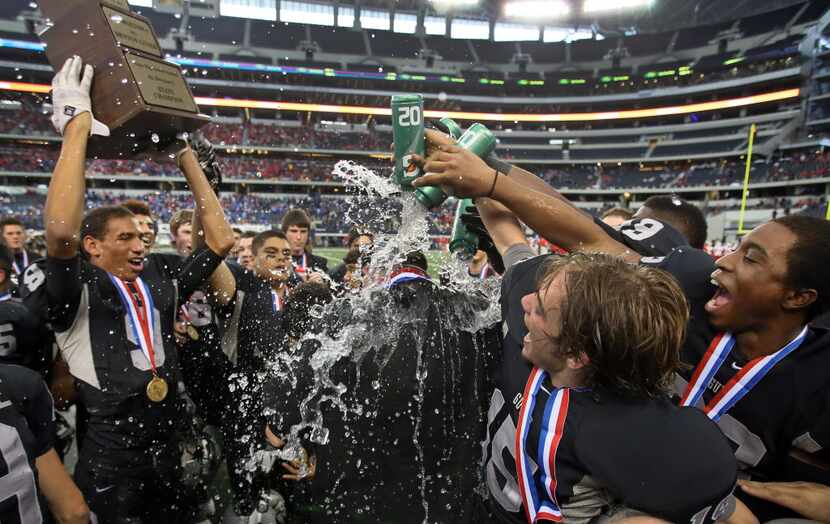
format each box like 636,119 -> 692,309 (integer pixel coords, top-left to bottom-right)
504,0 -> 570,20
0,81 -> 799,123
583,0 -> 654,14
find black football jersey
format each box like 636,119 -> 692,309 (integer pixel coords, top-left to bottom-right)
291,252 -> 329,275
177,284 -> 228,427
21,249 -> 224,468
0,297 -> 50,373
0,364 -> 55,524
219,264 -> 288,374
483,254 -> 737,524
594,216 -> 689,256
264,282 -> 502,524
644,247 -> 830,518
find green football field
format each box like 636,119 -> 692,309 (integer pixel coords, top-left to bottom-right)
315,247 -> 449,277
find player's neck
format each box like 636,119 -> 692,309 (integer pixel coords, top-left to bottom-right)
548,367 -> 587,389
292,249 -> 305,258
734,316 -> 807,361
271,282 -> 285,297
0,282 -> 10,295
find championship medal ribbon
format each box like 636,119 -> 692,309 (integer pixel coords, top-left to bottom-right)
387,267 -> 432,288
0,292 -> 11,302
515,367 -> 568,523
11,251 -> 27,276
271,289 -> 283,313
680,325 -> 808,421
110,275 -> 168,402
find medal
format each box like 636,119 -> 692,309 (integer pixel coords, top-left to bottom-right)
680,325 -> 808,421
110,275 -> 167,403
146,375 -> 168,402
180,305 -> 200,340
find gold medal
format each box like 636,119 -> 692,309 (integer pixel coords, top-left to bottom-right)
186,324 -> 200,341
146,376 -> 168,402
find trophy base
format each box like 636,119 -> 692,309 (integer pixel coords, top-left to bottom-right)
86,107 -> 210,159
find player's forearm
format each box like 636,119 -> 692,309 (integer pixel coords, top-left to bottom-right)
489,174 -> 611,253
179,150 -> 234,256
36,449 -> 90,524
475,197 -> 527,255
45,114 -> 90,258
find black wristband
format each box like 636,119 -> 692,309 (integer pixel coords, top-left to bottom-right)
487,169 -> 500,198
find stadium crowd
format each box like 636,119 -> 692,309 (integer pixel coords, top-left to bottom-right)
2,57 -> 830,524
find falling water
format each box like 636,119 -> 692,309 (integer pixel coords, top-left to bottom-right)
249,159 -> 502,523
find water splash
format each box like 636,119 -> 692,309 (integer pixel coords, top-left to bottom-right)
249,159 -> 501,522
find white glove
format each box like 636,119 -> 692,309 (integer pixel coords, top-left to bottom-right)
50,56 -> 110,137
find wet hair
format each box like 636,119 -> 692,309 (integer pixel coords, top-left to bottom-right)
0,217 -> 23,232
284,281 -> 334,340
772,215 -> 830,320
81,206 -> 135,242
281,209 -> 312,231
601,207 -> 633,222
252,230 -> 287,255
169,209 -> 194,237
121,199 -> 152,218
343,248 -> 360,266
241,230 -> 257,239
232,227 -> 243,235
402,251 -> 428,272
641,195 -> 707,250
346,228 -> 373,248
537,253 -> 688,399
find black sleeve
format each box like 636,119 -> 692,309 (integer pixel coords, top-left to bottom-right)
44,256 -> 83,333
642,247 -> 717,307
18,366 -> 56,457
594,217 -> 689,257
177,246 -> 227,299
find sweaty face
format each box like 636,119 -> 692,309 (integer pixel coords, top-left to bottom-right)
134,214 -> 156,250
237,237 -> 254,270
253,237 -> 291,284
285,225 -> 309,255
706,222 -> 797,333
86,216 -> 146,281
173,223 -> 192,257
520,272 -> 569,375
2,225 -> 25,251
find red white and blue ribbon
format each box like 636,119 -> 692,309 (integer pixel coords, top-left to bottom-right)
480,264 -> 493,280
11,251 -> 27,275
271,290 -> 283,313
515,367 -> 568,523
110,275 -> 158,373
293,253 -> 308,273
0,292 -> 10,302
680,325 -> 808,421
387,267 -> 431,288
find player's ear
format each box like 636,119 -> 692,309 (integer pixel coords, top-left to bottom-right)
567,351 -> 590,370
782,287 -> 817,313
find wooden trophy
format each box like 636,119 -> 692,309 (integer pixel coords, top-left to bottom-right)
37,0 -> 210,158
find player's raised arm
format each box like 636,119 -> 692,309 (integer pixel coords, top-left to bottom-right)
44,56 -> 97,259
413,144 -> 636,260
